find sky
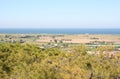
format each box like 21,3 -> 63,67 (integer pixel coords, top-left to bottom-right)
0,0 -> 120,28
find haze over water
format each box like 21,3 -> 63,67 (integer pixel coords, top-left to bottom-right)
0,28 -> 120,34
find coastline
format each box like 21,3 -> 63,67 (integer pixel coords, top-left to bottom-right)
0,34 -> 120,45
0,28 -> 120,34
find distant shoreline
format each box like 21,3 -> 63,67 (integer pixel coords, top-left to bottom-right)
0,34 -> 120,45
0,28 -> 120,34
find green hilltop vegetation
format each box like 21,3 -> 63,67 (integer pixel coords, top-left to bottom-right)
0,43 -> 120,79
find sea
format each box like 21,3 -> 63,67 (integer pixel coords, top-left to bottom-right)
0,28 -> 120,34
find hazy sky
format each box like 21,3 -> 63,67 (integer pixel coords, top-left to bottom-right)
0,0 -> 120,28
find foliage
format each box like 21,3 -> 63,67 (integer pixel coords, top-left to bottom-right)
96,45 -> 115,52
0,43 -> 120,79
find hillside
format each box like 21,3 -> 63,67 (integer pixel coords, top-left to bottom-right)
0,43 -> 120,79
